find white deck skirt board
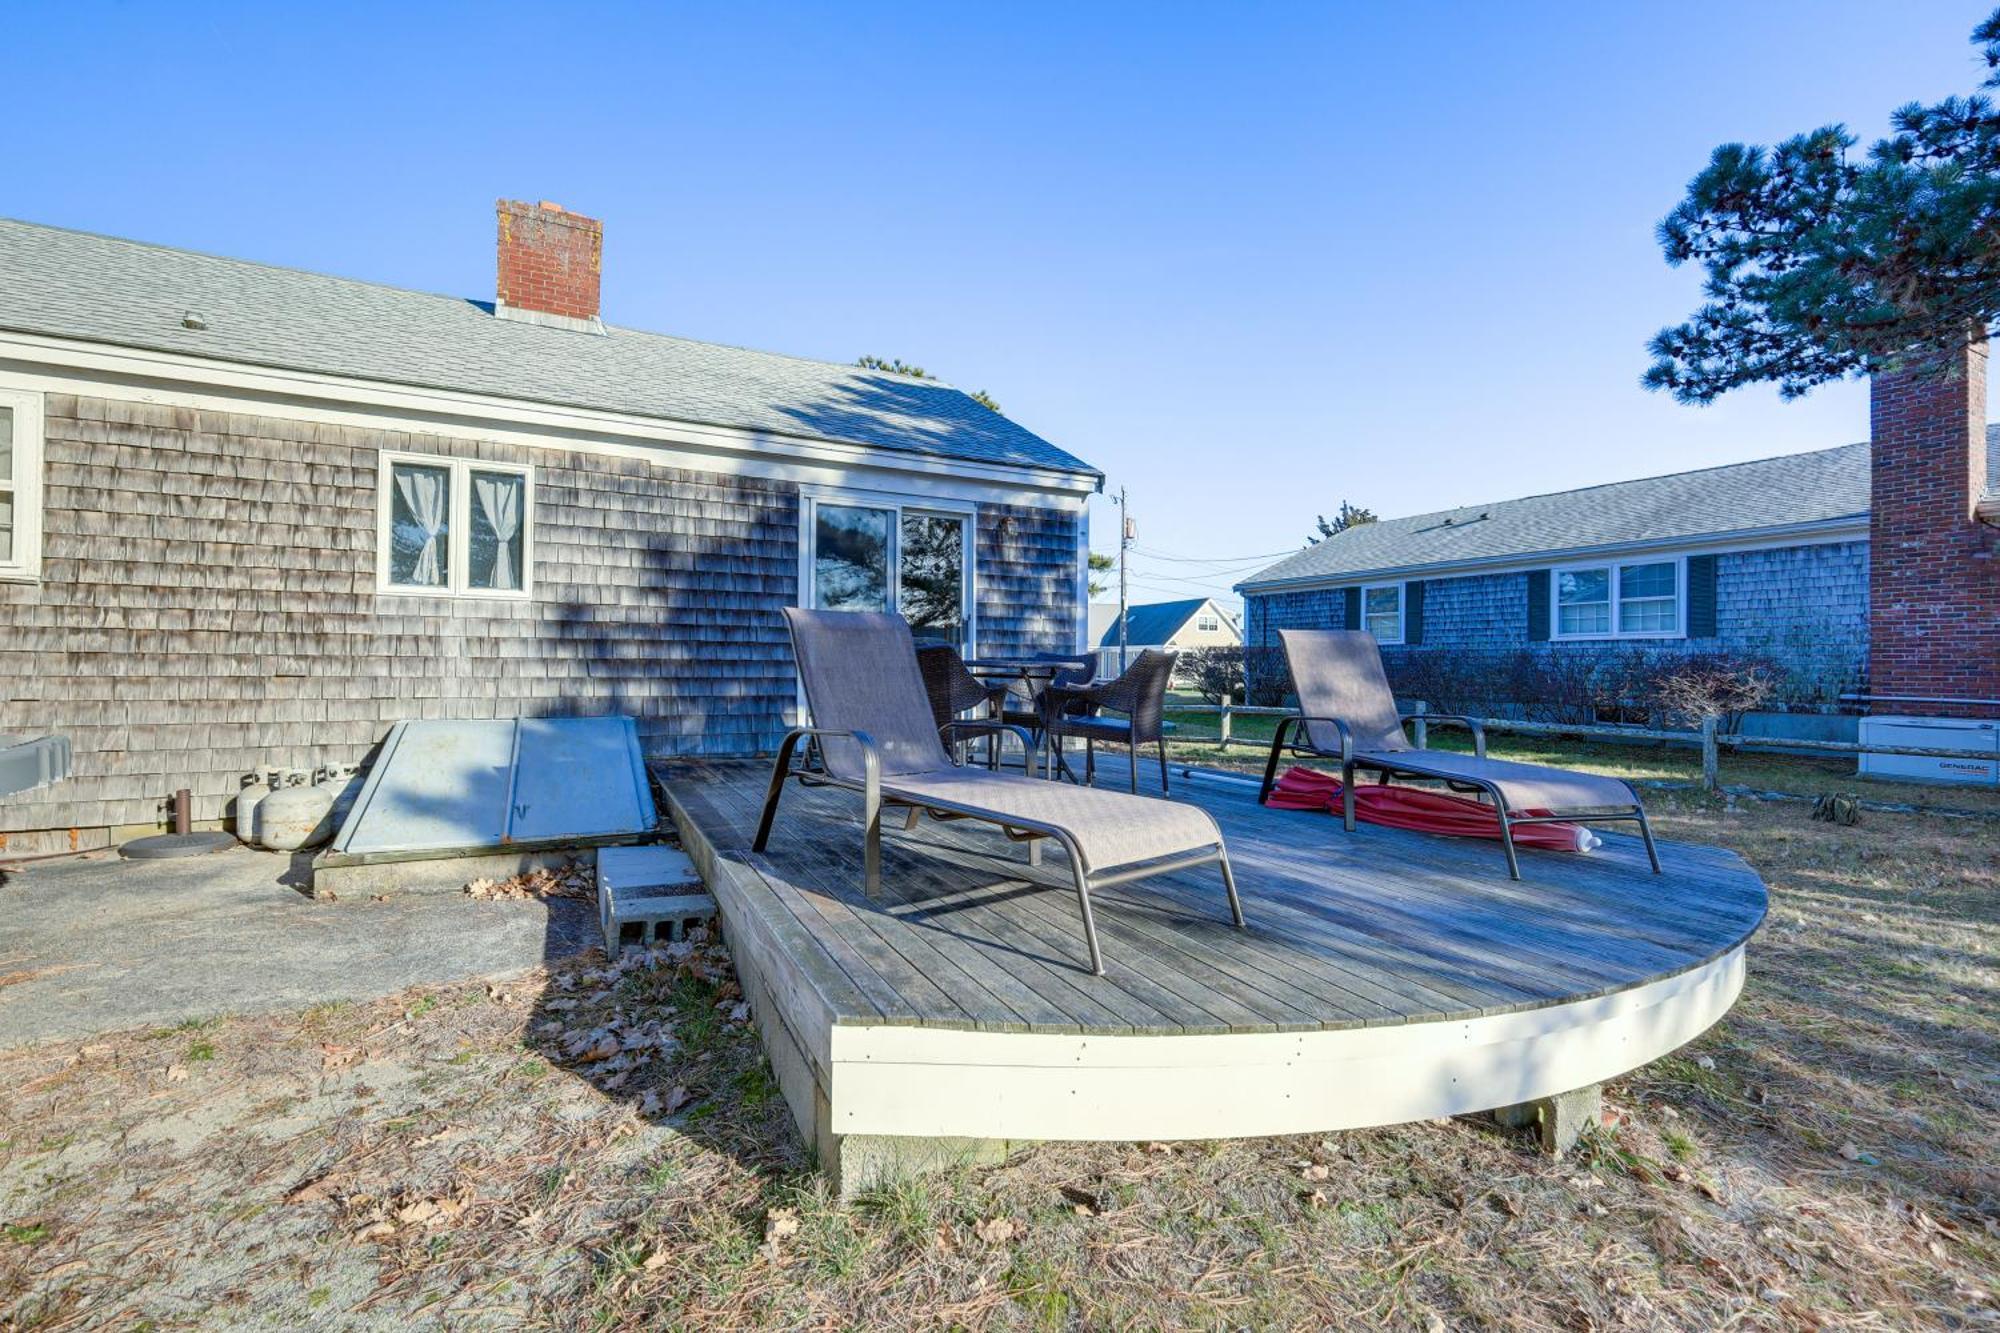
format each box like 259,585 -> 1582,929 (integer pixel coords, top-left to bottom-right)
661,759 -> 1766,1157
334,717 -> 656,856
827,948 -> 1744,1142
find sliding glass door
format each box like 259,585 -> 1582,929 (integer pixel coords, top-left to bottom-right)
805,493 -> 974,652
898,511 -> 969,650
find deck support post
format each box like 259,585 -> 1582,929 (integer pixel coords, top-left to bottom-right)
821,1132 -> 1016,1201
1489,1082 -> 1602,1156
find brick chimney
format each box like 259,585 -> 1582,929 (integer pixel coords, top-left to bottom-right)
495,199 -> 602,330
1867,338 -> 2000,713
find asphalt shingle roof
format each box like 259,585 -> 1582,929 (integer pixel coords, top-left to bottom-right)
1239,437 -> 2000,590
1098,598 -> 1235,648
0,217 -> 1098,479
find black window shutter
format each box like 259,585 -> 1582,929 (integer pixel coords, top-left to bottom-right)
1687,554 -> 1718,638
1405,580 -> 1425,645
1342,587 -> 1361,631
1526,569 -> 1550,642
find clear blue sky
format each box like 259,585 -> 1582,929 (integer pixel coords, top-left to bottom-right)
8,2 -> 1987,606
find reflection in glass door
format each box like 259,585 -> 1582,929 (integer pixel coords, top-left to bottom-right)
811,504 -> 893,612
899,511 -> 969,650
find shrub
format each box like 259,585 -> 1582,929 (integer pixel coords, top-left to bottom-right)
1242,646 -> 1290,707
1647,653 -> 1777,733
1179,646 -> 1246,704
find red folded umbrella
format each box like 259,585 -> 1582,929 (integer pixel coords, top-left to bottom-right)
1266,766 -> 1599,853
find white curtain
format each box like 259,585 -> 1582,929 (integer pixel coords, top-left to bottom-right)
395,467 -> 448,587
475,474 -> 522,591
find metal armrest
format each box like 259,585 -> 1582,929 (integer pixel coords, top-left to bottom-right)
756,726 -> 882,852
1278,714 -> 1356,762
1399,711 -> 1486,758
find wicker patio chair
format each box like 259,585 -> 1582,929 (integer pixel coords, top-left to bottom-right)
996,652 -> 1097,768
756,609 -> 1245,975
1042,649 -> 1179,794
1255,629 -> 1661,880
915,643 -> 1013,769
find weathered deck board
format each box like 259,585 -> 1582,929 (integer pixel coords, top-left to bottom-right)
661,758 -> 1767,1038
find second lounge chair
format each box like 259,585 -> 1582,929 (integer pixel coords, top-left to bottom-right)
1257,629 -> 1662,880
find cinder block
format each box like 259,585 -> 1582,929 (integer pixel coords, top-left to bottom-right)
597,845 -> 712,955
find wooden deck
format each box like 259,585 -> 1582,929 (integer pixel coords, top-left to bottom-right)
659,757 -> 1766,1192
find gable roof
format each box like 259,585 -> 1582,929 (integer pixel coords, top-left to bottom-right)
1098,597 -> 1236,648
1238,437 -> 2000,591
0,217 -> 1099,481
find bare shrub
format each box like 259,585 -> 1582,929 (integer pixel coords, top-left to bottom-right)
1648,653 -> 1777,733
1242,646 -> 1290,707
1179,646 -> 1245,704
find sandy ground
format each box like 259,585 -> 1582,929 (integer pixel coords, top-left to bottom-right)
1,793 -> 1995,1330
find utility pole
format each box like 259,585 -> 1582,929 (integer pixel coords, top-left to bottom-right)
1117,486 -> 1131,672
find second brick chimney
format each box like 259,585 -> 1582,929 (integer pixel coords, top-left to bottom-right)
1867,337 -> 2000,712
495,199 -> 602,330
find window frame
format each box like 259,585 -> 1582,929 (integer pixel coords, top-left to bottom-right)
375,450 -> 535,600
1548,557 -> 1686,641
1361,582 -> 1404,645
0,387 -> 45,583
797,484 -> 978,654
1194,611 -> 1221,633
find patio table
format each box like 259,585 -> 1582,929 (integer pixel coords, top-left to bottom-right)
962,657 -> 1090,781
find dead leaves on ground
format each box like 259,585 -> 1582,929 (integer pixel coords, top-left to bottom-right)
464,861 -> 595,902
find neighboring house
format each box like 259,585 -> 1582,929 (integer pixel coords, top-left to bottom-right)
0,204 -> 1100,854
1238,350 -> 2000,721
1094,597 -> 1240,676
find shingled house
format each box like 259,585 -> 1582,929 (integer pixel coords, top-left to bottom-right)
1238,344 -> 2000,722
0,205 -> 1100,854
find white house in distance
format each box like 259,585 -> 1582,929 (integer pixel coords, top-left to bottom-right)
1091,596 -> 1240,675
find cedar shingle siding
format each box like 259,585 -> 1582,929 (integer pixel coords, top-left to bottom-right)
0,395 -> 1080,852
1243,541 -> 1869,707
975,502 -> 1082,658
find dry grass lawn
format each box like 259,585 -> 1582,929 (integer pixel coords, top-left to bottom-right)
2,792 -> 1996,1330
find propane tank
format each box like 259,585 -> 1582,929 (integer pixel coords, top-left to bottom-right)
323,762 -> 365,840
231,768 -> 279,846
257,768 -> 337,852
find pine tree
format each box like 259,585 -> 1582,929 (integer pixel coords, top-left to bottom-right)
1646,8 -> 2000,403
1306,501 -> 1377,546
857,356 -> 1002,413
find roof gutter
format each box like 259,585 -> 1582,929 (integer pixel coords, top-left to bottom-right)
1233,515 -> 1870,594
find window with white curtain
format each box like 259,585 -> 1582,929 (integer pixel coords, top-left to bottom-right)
377,452 -> 533,598
0,387 -> 44,582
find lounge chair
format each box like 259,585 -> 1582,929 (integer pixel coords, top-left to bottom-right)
1256,629 -> 1661,880
757,609 -> 1246,975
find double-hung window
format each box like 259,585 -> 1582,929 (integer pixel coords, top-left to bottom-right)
1363,583 -> 1404,644
0,388 -> 43,582
377,452 -> 533,598
1195,612 -> 1221,633
1552,559 -> 1682,639
802,487 -> 976,652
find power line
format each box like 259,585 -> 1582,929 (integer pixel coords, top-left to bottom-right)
1129,544 -> 1296,565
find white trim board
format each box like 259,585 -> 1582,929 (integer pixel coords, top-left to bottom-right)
0,385 -> 44,583
0,331 -> 1097,510
823,947 -> 1745,1143
1235,519 -> 1868,595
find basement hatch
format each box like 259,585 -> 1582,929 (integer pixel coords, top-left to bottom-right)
328,717 -> 658,861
